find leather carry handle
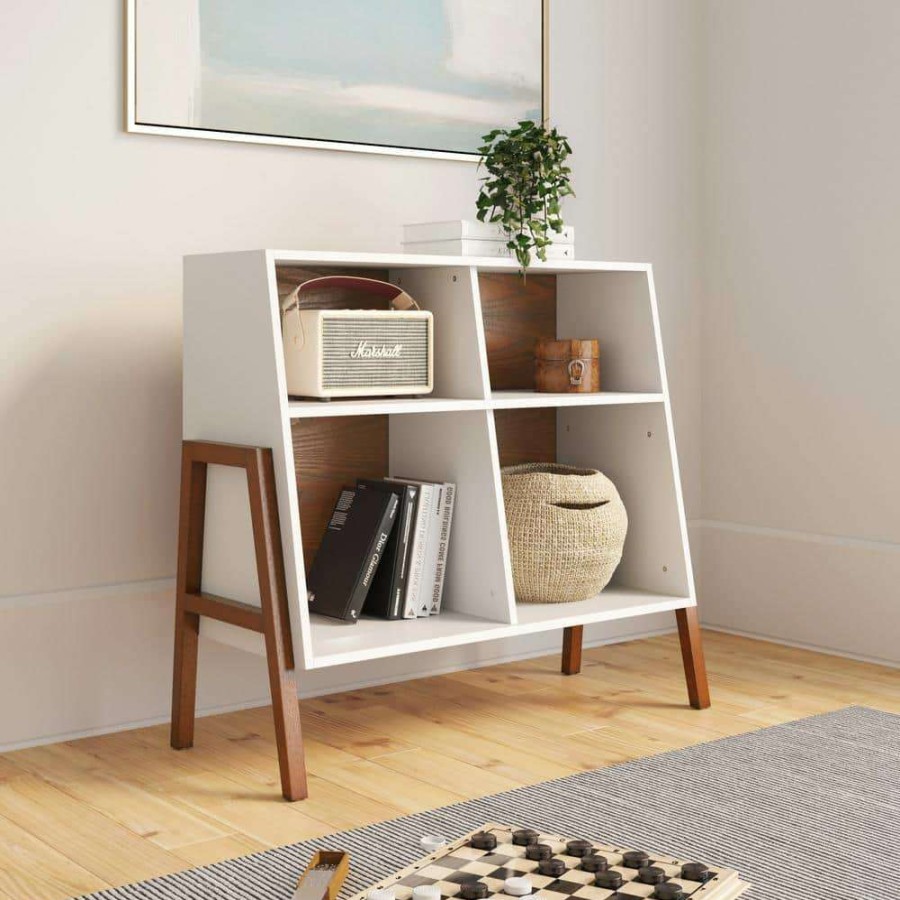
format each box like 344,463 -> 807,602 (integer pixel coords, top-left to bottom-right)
280,275 -> 420,316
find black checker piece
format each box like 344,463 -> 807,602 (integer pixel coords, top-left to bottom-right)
526,844 -> 553,861
513,829 -> 539,846
470,832 -> 497,851
595,871 -> 624,890
538,859 -> 566,878
681,863 -> 710,883
580,855 -> 608,873
655,885 -> 686,900
622,851 -> 650,869
566,840 -> 593,858
459,884 -> 489,900
638,866 -> 666,885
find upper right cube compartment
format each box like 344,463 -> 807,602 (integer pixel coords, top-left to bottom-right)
478,269 -> 663,400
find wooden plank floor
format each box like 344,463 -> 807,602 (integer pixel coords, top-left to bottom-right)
1,630 -> 898,899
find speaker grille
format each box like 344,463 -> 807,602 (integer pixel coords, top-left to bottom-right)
322,318 -> 430,388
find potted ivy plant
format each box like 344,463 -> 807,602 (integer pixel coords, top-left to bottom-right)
476,120 -> 574,273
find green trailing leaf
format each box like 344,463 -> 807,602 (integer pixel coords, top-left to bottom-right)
476,120 -> 574,275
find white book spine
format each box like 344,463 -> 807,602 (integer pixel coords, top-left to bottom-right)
416,486 -> 442,617
430,483 -> 456,615
401,484 -> 432,619
403,239 -> 575,260
403,220 -> 574,244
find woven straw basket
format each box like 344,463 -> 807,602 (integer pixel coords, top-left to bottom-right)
501,463 -> 628,603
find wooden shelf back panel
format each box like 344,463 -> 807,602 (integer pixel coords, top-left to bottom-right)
276,266 -> 392,309
480,273 -> 556,390
291,416 -> 389,570
494,408 -> 557,469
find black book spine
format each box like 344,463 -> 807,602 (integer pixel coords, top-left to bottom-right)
388,485 -> 416,619
344,493 -> 400,622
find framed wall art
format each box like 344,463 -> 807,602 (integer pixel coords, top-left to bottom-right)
126,0 -> 548,161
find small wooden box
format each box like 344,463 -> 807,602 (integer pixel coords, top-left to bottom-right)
534,338 -> 600,393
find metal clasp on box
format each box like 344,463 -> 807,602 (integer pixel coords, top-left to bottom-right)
567,358 -> 587,386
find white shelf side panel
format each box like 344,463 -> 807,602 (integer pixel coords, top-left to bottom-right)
557,272 -> 663,393
558,403 -> 691,599
183,250 -> 306,665
387,410 -> 516,625
389,266 -> 490,401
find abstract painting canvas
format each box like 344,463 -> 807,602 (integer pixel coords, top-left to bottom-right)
128,0 -> 545,160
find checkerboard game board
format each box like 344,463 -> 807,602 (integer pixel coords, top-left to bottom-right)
346,824 -> 749,900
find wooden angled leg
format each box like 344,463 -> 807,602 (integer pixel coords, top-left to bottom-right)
676,606 -> 711,709
171,447 -> 208,750
246,449 -> 308,802
561,625 -> 583,675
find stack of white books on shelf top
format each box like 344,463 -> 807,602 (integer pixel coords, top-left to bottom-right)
403,220 -> 575,260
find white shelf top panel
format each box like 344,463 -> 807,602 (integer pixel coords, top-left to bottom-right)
188,249 -> 650,275
489,390 -> 665,409
307,611 -> 512,669
288,397 -> 485,418
512,587 -> 691,635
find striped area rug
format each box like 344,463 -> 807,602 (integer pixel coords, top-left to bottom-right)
78,706 -> 900,900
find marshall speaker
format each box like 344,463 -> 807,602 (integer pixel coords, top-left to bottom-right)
280,275 -> 434,399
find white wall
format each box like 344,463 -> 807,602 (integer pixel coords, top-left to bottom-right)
0,1 -> 705,748
699,0 -> 900,664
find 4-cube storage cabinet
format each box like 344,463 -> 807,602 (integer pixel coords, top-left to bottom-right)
175,249 -> 710,800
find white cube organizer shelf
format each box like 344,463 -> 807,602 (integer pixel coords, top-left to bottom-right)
183,249 -> 696,673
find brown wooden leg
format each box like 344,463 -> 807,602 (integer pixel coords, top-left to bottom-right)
247,449 -> 308,801
561,625 -> 583,675
171,449 -> 208,749
675,606 -> 711,709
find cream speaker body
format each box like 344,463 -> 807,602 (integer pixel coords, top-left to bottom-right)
282,307 -> 434,399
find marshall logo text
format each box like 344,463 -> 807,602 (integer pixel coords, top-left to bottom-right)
350,340 -> 402,360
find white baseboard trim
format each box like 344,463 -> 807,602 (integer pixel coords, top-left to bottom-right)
0,624 -> 675,753
0,577 -> 176,610
694,518 -> 900,553
703,623 -> 900,671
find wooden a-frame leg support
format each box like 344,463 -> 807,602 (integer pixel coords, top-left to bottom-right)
562,610 -> 711,710
561,626 -> 583,675
675,606 -> 711,709
171,440 -> 309,801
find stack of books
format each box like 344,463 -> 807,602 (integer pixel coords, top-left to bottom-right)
402,220 -> 575,260
307,477 -> 456,624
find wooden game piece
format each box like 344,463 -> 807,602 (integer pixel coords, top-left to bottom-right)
460,884 -> 489,900
513,829 -> 540,846
412,886 -> 440,900
654,885 -> 685,900
538,859 -> 566,878
580,855 -> 609,873
638,867 -> 666,885
622,851 -> 650,869
526,843 -> 553,861
595,871 -> 624,890
471,831 -> 498,850
565,840 -> 593,858
292,851 -> 350,900
504,876 -> 532,896
681,862 -> 710,883
420,836 -> 448,853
